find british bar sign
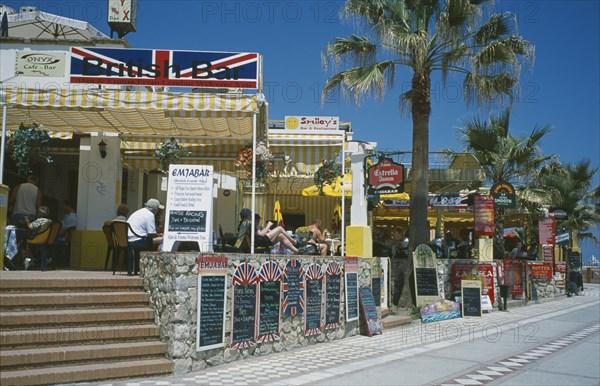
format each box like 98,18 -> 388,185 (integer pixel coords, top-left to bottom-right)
367,158 -> 405,195
70,47 -> 259,88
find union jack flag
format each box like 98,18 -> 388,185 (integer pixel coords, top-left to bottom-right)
305,262 -> 324,280
283,259 -> 304,317
70,47 -> 259,89
326,261 -> 341,276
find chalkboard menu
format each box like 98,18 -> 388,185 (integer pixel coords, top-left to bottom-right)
416,268 -> 438,296
371,277 -> 381,306
305,279 -> 322,336
258,281 -> 281,338
284,260 -> 304,317
345,272 -> 359,321
359,287 -> 382,336
168,210 -> 207,232
461,280 -> 482,318
325,274 -> 341,329
197,275 -> 227,351
231,284 -> 257,347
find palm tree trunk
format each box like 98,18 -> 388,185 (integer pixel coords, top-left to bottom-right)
494,208 -> 506,258
399,70 -> 431,308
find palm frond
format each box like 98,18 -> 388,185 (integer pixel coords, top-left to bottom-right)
323,60 -> 396,105
324,35 -> 378,69
474,12 -> 512,44
464,72 -> 515,105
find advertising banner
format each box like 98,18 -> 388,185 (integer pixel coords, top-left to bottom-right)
538,217 -> 556,245
504,258 -> 524,295
527,263 -> 553,282
451,263 -> 495,305
474,195 -> 494,237
70,47 -> 259,88
282,116 -> 340,134
542,244 -> 554,264
162,165 -> 214,252
491,181 -> 516,208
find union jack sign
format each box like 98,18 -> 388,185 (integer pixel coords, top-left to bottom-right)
70,47 -> 259,89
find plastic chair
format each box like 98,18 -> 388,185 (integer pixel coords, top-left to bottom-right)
27,222 -> 61,271
294,226 -> 319,255
102,224 -> 116,270
110,220 -> 146,275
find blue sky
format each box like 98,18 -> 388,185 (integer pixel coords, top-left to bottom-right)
5,0 -> 599,260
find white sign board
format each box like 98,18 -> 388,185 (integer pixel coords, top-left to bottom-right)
162,165 -> 214,252
16,51 -> 66,77
283,115 -> 339,134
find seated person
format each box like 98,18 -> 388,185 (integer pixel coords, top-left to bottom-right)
114,203 -> 130,221
127,199 -> 164,276
255,213 -> 298,253
23,206 -> 52,271
307,219 -> 328,256
55,200 -> 77,267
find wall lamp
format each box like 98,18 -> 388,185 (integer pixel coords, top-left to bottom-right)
98,139 -> 107,159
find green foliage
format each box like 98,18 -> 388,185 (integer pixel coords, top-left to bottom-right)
313,159 -> 342,195
410,305 -> 422,320
8,122 -> 53,176
154,137 -> 186,172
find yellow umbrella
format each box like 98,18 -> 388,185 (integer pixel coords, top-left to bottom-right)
273,200 -> 284,227
332,201 -> 342,231
302,175 -> 409,200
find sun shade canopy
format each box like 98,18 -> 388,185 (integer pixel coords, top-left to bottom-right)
0,88 -> 262,139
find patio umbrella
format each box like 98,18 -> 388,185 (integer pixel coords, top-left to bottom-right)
332,201 -> 342,232
302,175 -> 410,200
273,200 -> 284,227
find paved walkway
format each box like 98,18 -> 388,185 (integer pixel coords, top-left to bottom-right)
87,284 -> 599,386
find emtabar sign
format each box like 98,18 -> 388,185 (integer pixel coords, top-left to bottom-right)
491,181 -> 516,209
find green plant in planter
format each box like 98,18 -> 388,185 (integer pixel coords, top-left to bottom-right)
8,122 -> 53,176
313,159 -> 342,195
154,137 -> 186,173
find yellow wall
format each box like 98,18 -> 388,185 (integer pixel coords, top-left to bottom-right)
69,230 -> 107,270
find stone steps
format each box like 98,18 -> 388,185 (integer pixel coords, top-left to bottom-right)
0,271 -> 173,384
0,291 -> 150,310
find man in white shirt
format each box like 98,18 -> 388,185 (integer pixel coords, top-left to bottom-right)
127,198 -> 164,276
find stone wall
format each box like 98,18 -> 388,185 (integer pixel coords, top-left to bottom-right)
140,253 -> 376,375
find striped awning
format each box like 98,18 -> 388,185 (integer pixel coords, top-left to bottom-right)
0,88 -> 261,138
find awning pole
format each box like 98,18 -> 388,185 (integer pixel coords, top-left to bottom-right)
250,112 -> 257,254
0,103 -> 7,185
341,132 -> 345,256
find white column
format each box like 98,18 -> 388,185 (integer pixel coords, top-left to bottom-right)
77,135 -> 122,230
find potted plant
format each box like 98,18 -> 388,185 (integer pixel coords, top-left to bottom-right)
235,142 -> 273,183
154,137 -> 186,173
313,159 -> 342,195
8,121 -> 53,176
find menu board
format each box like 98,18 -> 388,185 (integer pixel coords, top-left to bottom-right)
283,259 -> 304,317
231,284 -> 257,348
168,210 -> 207,232
305,279 -> 322,336
258,281 -> 281,338
325,274 -> 341,329
345,272 -> 359,321
371,277 -> 381,306
359,287 -> 382,336
196,275 -> 227,351
538,217 -> 556,245
474,195 -> 494,237
461,280 -> 482,318
415,268 -> 438,296
163,164 -> 214,252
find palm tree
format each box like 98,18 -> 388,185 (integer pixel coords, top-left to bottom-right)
453,107 -> 552,258
540,161 -> 600,249
322,0 -> 533,305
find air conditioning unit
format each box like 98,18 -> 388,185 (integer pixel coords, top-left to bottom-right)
20,6 -> 38,13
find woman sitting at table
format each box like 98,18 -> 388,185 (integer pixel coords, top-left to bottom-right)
308,219 -> 328,256
254,213 -> 299,254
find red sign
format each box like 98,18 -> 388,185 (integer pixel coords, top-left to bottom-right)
504,259 -> 524,295
528,264 -> 553,282
538,217 -> 556,245
474,195 -> 495,237
367,158 -> 404,195
554,262 -> 567,274
451,263 -> 495,305
542,244 -> 554,264
197,255 -> 228,275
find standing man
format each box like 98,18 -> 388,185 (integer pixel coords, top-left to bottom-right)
127,199 -> 164,276
9,175 -> 43,227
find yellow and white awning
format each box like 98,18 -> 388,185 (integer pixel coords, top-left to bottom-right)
0,88 -> 262,138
